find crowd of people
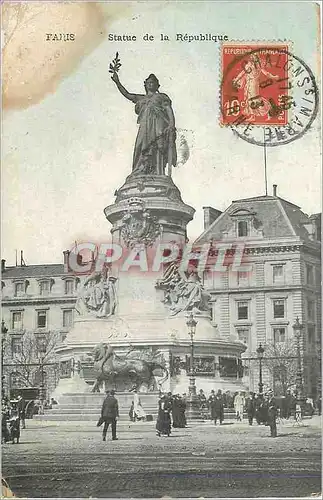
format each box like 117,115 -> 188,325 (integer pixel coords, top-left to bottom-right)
197,388 -> 320,437
1,395 -> 25,444
1,395 -> 59,444
156,393 -> 187,436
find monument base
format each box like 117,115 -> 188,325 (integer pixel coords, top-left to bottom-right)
34,391 -> 160,422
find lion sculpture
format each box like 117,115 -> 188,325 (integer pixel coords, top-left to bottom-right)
91,343 -> 169,392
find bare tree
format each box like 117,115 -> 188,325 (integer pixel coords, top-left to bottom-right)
10,331 -> 60,388
262,341 -> 298,396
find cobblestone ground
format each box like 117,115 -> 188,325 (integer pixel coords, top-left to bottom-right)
2,417 -> 321,498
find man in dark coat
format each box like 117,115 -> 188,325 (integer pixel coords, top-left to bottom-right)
266,392 -> 278,437
101,390 -> 119,441
245,392 -> 256,425
208,390 -> 216,421
283,390 -> 295,419
255,394 -> 266,424
209,390 -> 224,425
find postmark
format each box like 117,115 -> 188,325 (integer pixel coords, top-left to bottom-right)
220,42 -> 319,147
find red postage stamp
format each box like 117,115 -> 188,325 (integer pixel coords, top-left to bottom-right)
221,43 -> 290,126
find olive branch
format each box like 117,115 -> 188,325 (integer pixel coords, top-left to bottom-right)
109,52 -> 122,74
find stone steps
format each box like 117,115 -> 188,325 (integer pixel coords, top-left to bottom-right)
33,391 -> 240,422
35,413 -> 158,422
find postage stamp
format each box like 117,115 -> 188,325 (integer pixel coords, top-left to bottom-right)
220,42 -> 319,147
221,42 -> 290,126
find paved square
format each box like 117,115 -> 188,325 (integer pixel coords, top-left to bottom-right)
2,417 -> 321,498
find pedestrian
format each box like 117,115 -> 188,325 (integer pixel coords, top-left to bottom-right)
198,389 -> 208,418
172,394 -> 186,428
100,390 -> 119,441
305,396 -> 315,417
284,390 -> 296,419
266,391 -> 278,437
8,411 -> 20,444
225,391 -> 233,409
178,395 -> 187,427
156,394 -> 172,436
129,389 -> 146,422
316,394 -> 321,415
212,391 -> 224,425
1,406 -> 10,444
245,392 -> 256,425
208,390 -> 216,421
233,391 -> 245,421
17,396 -> 26,429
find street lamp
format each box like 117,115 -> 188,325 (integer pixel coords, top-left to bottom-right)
256,343 -> 265,395
186,312 -> 199,419
1,320 -> 8,397
293,317 -> 304,413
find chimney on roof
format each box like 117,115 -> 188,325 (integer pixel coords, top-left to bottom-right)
273,184 -> 277,197
1,259 -> 5,272
63,250 -> 70,273
202,207 -> 222,230
309,214 -> 322,242
20,250 -> 26,267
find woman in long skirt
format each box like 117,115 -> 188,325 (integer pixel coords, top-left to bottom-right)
129,390 -> 146,422
156,395 -> 172,436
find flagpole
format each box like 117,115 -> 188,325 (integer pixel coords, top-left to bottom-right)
264,128 -> 268,196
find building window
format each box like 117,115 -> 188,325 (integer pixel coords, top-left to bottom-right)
36,334 -> 48,354
307,300 -> 315,321
238,221 -> 248,237
39,280 -> 50,296
237,271 -> 249,286
315,268 -> 321,287
65,279 -> 74,295
63,309 -> 73,328
273,265 -> 284,283
308,325 -> 315,345
273,327 -> 286,344
11,337 -> 23,355
11,311 -> 23,330
273,299 -> 285,318
14,282 -> 25,297
10,371 -> 23,388
237,328 -> 249,345
306,264 -> 314,285
37,310 -> 47,328
237,301 -> 248,320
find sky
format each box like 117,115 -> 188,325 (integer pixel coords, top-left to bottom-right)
2,1 -> 321,266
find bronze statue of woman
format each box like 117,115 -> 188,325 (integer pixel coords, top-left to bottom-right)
111,72 -> 177,175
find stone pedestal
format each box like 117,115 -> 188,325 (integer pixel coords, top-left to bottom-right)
54,173 -> 247,402
186,374 -> 200,420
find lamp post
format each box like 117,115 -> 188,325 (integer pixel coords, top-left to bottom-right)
293,317 -> 304,413
256,343 -> 265,395
186,312 -> 199,419
1,320 -> 8,397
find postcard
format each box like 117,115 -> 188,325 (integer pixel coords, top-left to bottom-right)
1,1 -> 321,499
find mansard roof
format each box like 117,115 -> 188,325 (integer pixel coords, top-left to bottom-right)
2,264 -> 66,279
195,195 -> 321,245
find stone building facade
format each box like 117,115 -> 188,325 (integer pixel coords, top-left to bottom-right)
195,188 -> 321,396
2,190 -> 321,399
1,252 -> 78,399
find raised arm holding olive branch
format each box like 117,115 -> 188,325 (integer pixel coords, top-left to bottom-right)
110,55 -> 177,175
